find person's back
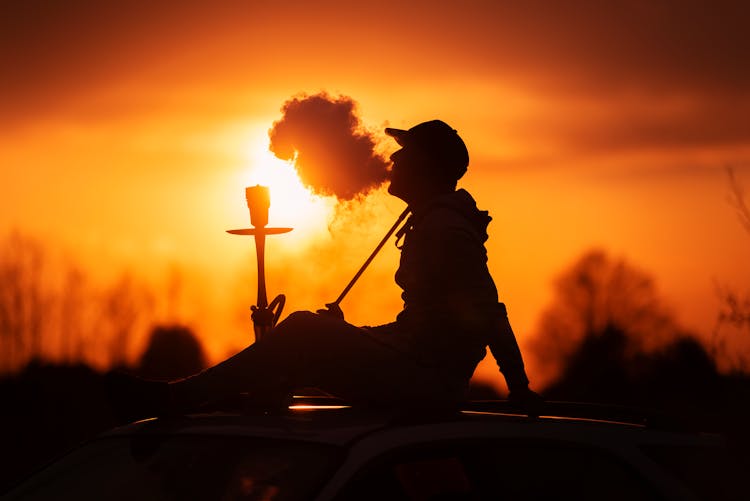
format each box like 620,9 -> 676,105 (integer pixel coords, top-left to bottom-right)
381,189 -> 499,380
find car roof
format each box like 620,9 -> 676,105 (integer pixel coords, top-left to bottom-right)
103,397 -> 724,449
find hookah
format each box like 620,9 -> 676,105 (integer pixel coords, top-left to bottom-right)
227,185 -> 292,342
229,184 -> 411,342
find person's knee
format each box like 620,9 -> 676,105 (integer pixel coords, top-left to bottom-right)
272,310 -> 356,347
275,310 -> 317,335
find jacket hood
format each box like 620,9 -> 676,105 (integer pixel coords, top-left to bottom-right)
413,189 -> 491,242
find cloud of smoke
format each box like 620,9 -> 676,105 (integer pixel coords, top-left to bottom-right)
268,92 -> 390,200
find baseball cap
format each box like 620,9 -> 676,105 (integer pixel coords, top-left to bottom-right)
385,120 -> 469,181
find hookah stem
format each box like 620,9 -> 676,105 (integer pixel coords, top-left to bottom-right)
332,207 -> 411,307
254,232 -> 268,309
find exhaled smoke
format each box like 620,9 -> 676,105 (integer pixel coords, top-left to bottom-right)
268,93 -> 389,200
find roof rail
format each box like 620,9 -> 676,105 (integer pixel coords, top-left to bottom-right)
203,394 -> 698,432
463,400 -> 692,430
286,397 -> 680,429
289,394 -> 351,409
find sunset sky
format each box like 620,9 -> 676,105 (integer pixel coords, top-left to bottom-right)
2,1 -> 749,385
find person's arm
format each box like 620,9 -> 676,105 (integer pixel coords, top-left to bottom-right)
489,304 -> 544,414
489,303 -> 530,392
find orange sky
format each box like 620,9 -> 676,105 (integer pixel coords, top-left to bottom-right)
2,1 -> 749,385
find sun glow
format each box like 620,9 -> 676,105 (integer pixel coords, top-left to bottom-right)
240,137 -> 335,244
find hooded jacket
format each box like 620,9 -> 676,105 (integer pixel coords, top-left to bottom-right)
381,189 -> 529,391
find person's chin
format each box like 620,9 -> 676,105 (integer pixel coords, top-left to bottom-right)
388,189 -> 409,204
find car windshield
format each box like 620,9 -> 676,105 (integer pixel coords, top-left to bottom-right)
5,434 -> 341,501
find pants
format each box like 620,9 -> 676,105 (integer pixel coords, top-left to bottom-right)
170,311 -> 464,409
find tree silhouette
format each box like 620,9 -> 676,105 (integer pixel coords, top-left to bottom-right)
726,165 -> 750,235
530,249 -> 678,386
97,271 -> 155,368
543,321 -> 722,412
58,263 -> 88,363
137,324 -> 206,380
714,166 -> 750,371
0,231 -> 49,371
530,249 -> 737,416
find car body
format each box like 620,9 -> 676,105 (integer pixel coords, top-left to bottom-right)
3,398 -> 743,500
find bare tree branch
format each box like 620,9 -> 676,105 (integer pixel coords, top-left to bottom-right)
726,165 -> 750,235
713,165 -> 750,372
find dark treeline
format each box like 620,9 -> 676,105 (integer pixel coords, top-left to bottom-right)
529,249 -> 750,412
542,322 -> 750,429
0,324 -> 205,493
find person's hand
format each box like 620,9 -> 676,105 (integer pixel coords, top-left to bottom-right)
508,387 -> 544,417
317,302 -> 344,320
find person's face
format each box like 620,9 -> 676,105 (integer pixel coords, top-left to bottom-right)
387,146 -> 428,203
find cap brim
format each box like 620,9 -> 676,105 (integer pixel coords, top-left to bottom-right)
384,127 -> 408,146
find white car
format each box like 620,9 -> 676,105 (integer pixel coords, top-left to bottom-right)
3,398 -> 742,500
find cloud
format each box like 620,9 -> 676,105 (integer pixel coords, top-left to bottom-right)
3,0 -> 748,157
0,1 -> 256,123
268,93 -> 389,200
513,93 -> 750,156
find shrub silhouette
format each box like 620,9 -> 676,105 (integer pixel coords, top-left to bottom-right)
137,325 -> 205,380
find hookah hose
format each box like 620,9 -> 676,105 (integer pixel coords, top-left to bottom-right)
330,207 -> 411,307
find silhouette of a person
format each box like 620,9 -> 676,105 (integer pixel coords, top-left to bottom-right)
111,120 -> 540,417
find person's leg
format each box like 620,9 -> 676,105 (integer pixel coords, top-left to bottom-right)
170,311 -> 458,409
274,313 -> 459,407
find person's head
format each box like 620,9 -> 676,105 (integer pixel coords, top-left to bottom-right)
385,120 -> 469,205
